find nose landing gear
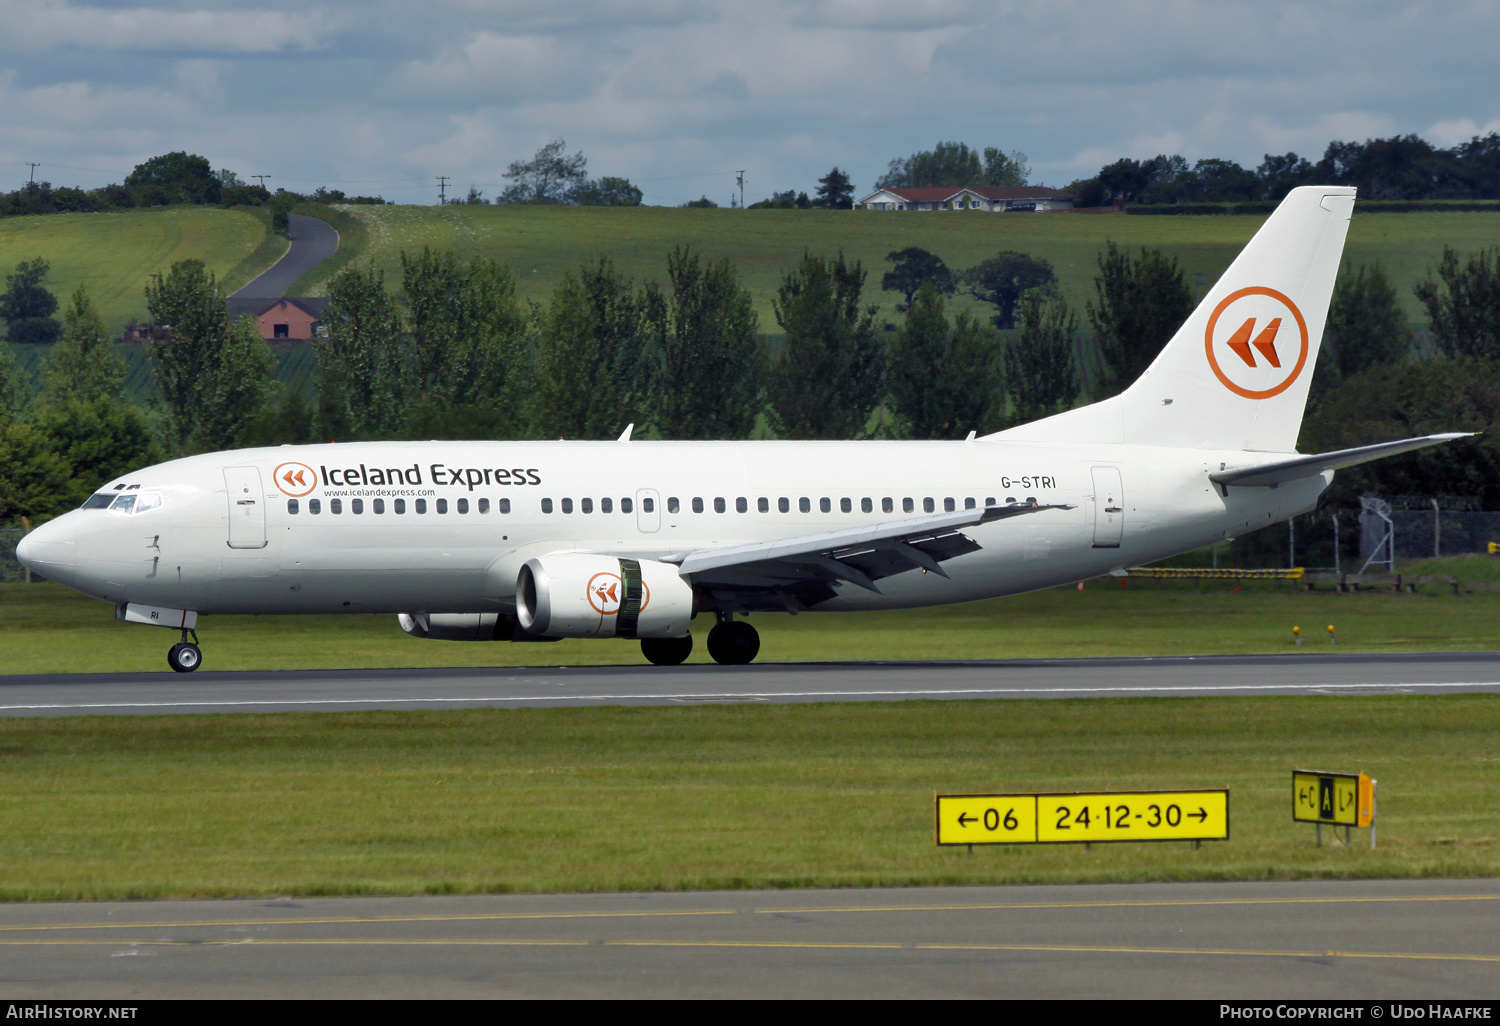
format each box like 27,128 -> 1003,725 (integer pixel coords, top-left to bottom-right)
707,616 -> 760,665
167,628 -> 202,673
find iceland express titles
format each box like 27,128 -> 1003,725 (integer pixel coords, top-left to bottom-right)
319,463 -> 542,491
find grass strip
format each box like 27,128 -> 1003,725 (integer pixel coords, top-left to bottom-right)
6,574 -> 1500,674
0,695 -> 1494,900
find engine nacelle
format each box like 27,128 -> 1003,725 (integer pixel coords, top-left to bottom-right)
397,611 -> 559,643
516,554 -> 693,639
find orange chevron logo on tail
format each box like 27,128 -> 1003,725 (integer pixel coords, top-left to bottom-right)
1224,317 -> 1284,368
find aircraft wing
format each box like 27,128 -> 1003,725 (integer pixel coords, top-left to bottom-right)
1210,433 -> 1474,489
676,502 -> 1072,610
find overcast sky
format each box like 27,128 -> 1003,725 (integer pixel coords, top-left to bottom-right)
1,0 -> 1496,206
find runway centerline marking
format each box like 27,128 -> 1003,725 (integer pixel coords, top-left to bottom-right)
3,939 -> 1497,963
5,893 -> 1494,934
1,680 -> 1498,712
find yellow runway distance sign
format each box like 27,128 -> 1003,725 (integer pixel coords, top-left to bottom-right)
936,790 -> 1229,846
1292,770 -> 1373,827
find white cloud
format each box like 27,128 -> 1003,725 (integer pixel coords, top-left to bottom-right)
0,1 -> 334,54
1427,117 -> 1500,148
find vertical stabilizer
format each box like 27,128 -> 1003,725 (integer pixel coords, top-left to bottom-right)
990,186 -> 1355,452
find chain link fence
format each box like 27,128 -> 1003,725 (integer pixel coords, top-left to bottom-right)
0,529 -> 32,583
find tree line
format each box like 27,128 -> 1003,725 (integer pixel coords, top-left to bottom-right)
5,236 -> 1500,525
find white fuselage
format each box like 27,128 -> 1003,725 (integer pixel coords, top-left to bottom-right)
31,438 -> 1327,617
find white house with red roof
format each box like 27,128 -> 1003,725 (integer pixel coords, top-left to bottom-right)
856,185 -> 1074,212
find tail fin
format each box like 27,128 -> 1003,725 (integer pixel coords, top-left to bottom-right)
990,185 -> 1355,452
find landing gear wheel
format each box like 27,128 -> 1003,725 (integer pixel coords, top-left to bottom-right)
641,635 -> 693,666
167,642 -> 202,673
707,621 -> 760,665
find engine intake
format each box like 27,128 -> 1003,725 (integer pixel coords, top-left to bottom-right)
516,554 -> 693,639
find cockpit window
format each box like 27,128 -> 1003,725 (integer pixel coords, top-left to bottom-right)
109,495 -> 137,514
82,493 -> 115,509
135,493 -> 162,514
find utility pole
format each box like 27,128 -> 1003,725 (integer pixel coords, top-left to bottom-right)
25,162 -> 40,185
436,176 -> 451,205
252,175 -> 270,189
736,170 -> 745,210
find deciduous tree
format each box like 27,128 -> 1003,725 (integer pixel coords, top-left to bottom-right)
1313,262 -> 1411,395
815,167 -> 854,209
882,247 -> 955,312
316,264 -> 408,439
499,139 -> 588,204
1,258 -> 62,345
960,252 -> 1056,330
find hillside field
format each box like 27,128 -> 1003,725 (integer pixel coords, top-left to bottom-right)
0,206 -> 283,333
328,204 -> 1500,330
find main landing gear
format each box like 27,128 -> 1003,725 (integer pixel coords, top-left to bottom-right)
641,635 -> 693,666
167,628 -> 202,673
707,616 -> 759,666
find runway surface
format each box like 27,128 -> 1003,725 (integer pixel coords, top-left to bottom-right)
1,651 -> 1499,717
230,214 -> 339,298
1,879 -> 1496,998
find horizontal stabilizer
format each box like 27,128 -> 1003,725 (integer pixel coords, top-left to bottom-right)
1210,433 -> 1474,488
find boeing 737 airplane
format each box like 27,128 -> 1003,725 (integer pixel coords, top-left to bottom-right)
15,186 -> 1467,671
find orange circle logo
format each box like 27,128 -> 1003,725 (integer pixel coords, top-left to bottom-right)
273,462 -> 318,497
1203,287 -> 1309,400
585,573 -> 649,616
587,573 -> 623,615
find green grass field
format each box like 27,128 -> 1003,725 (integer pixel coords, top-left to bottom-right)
333,204 -> 1500,330
0,206 -> 282,333
6,567 -> 1500,675
0,695 -> 1493,900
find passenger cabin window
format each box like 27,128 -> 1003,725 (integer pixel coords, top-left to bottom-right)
882,498 -> 893,513
581,498 -> 593,514
476,498 -> 487,513
713,497 -> 725,514
436,499 -> 448,514
965,498 -> 976,509
861,498 -> 873,513
499,498 -> 511,514
758,497 -> 768,513
736,497 -> 747,514
779,498 -> 789,513
692,497 -> 704,513
820,498 -> 831,513
944,498 -> 955,512
416,499 -> 427,513
541,498 -> 553,513
561,498 -> 573,514
395,499 -> 407,514
288,499 -> 299,514
331,499 -> 343,514
641,497 -> 653,513
309,499 -> 322,515
351,499 -> 364,514
799,498 -> 811,513
601,498 -> 612,513
903,498 -> 914,513
621,497 -> 632,514
1005,496 -> 1016,504
985,497 -> 997,506
458,498 -> 469,514
373,499 -> 385,514
923,498 -> 935,513
667,497 -> 679,514
840,498 -> 852,513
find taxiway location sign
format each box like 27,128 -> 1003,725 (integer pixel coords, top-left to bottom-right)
1292,770 -> 1373,827
936,790 -> 1229,846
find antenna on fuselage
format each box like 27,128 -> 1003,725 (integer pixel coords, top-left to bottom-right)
617,423 -> 634,443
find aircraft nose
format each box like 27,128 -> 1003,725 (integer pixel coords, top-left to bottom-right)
15,517 -> 76,586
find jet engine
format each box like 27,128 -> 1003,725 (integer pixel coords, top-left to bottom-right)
516,554 -> 693,639
397,611 -> 558,643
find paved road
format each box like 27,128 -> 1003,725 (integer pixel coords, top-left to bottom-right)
0,879 -> 1495,998
1,651 -> 1498,717
231,214 -> 339,298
